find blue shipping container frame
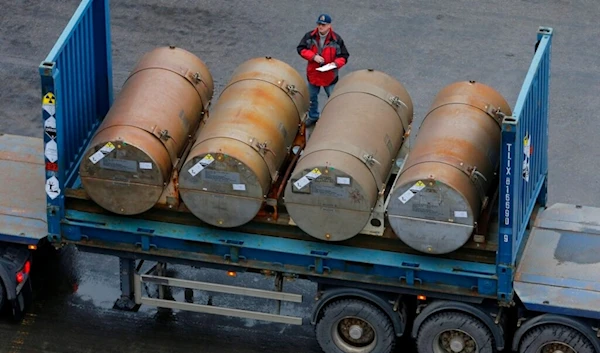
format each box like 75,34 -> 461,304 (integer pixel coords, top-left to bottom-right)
40,0 -> 113,240
497,27 -> 553,302
40,0 -> 553,303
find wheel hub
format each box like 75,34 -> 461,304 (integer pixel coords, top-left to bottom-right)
332,316 -> 377,352
436,330 -> 477,353
540,342 -> 576,353
450,336 -> 465,352
349,325 -> 364,340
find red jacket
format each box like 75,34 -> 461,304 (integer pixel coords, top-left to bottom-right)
297,28 -> 349,87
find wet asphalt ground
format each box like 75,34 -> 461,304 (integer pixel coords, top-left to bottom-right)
1,0 -> 600,352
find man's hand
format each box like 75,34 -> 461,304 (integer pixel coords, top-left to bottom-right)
313,55 -> 325,64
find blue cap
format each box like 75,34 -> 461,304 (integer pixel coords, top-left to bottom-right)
316,14 -> 332,25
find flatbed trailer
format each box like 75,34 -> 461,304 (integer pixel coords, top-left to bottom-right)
1,0 -> 599,352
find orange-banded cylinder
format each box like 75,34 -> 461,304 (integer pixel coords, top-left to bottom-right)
284,69 -> 413,241
387,81 -> 512,254
79,46 -> 214,215
179,57 -> 309,228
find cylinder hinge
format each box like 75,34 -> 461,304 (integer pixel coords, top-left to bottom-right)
193,72 -> 202,84
389,95 -> 408,110
256,141 -> 276,157
363,154 -> 381,166
159,129 -> 171,141
286,84 -> 299,95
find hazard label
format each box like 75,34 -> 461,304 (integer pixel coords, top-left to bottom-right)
45,176 -> 61,200
89,142 -> 116,164
399,180 -> 426,204
293,168 -> 322,190
188,154 -> 215,176
42,92 -> 56,105
45,140 -> 58,163
44,116 -> 57,139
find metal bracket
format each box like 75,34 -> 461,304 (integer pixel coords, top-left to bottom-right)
159,129 -> 171,141
363,154 -> 381,167
192,72 -> 202,84
389,95 -> 408,111
256,141 -> 276,157
286,84 -> 299,95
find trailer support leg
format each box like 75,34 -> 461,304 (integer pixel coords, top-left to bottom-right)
113,257 -> 139,311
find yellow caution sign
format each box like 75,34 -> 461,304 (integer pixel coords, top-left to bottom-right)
43,92 -> 56,105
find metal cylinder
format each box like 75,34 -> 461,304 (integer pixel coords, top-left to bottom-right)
284,69 -> 413,241
80,46 -> 214,215
387,81 -> 512,254
179,57 -> 309,228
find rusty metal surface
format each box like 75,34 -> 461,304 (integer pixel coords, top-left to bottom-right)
284,69 -> 413,241
0,134 -> 47,243
515,203 -> 600,319
80,46 -> 214,215
387,81 -> 511,254
180,57 -> 309,228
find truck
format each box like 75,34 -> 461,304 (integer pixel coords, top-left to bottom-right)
1,0 -> 599,352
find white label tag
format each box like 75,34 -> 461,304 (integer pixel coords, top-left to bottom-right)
454,211 -> 468,218
232,184 -> 246,191
399,189 -> 415,204
399,180 -> 426,204
89,142 -> 115,164
188,154 -> 215,176
139,162 -> 153,170
293,168 -> 322,190
336,177 -> 351,185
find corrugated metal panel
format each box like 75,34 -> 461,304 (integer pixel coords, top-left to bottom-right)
39,0 -> 112,239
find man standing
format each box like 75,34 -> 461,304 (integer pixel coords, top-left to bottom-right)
297,14 -> 350,126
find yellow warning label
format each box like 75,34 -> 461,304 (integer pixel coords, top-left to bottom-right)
204,154 -> 215,162
415,180 -> 426,188
43,92 -> 56,105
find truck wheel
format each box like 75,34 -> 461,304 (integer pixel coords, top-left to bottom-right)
519,325 -> 594,353
416,312 -> 495,353
315,299 -> 396,353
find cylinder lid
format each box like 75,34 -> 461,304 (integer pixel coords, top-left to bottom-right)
80,135 -> 167,215
284,151 -> 376,241
179,152 -> 265,228
387,178 -> 475,254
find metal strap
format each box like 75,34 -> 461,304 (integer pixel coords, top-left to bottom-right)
402,154 -> 489,203
197,129 -> 279,180
302,141 -> 385,191
221,71 -> 305,123
323,82 -> 411,130
422,95 -> 506,128
98,122 -> 179,165
128,64 -> 212,110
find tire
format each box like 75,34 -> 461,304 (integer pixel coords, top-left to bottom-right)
315,299 -> 396,353
416,312 -> 495,353
519,324 -> 595,353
